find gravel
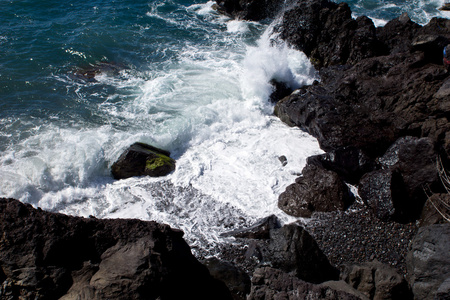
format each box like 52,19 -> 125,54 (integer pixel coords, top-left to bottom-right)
300,201 -> 418,275
210,201 -> 418,277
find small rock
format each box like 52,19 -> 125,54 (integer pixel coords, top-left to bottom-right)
111,142 -> 175,179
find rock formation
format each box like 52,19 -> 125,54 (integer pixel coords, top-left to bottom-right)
0,198 -> 231,299
406,224 -> 450,300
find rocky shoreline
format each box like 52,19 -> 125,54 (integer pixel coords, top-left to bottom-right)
1,0 -> 449,299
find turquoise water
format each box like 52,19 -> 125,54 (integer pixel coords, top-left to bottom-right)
0,0 -> 447,252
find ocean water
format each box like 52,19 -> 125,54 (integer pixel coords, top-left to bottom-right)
0,0 -> 447,253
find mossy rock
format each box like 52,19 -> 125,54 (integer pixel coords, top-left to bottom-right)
111,142 -> 176,179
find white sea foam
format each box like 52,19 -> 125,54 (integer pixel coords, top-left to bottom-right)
0,8 -> 322,251
227,20 -> 250,33
341,0 -> 448,25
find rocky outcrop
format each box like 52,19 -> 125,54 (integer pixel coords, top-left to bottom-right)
341,261 -> 412,300
226,217 -> 339,284
214,0 -> 285,21
359,137 -> 438,222
0,198 -> 231,299
111,142 -> 176,180
276,0 -> 384,69
272,0 -> 450,161
406,224 -> 450,300
278,164 -> 353,217
271,1 -> 449,224
247,267 -> 362,300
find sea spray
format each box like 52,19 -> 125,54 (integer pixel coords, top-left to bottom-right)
0,1 -> 322,254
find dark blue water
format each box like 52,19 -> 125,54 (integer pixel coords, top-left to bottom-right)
0,0 -> 447,252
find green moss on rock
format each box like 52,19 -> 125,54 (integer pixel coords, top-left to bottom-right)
146,154 -> 175,172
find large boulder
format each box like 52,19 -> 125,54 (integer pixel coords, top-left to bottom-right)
111,142 -> 176,179
278,164 -> 353,218
266,223 -> 339,283
0,198 -> 231,299
248,267 -> 362,300
227,217 -> 338,284
341,261 -> 412,300
406,224 -> 450,300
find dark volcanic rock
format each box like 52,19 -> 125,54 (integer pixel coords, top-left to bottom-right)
111,142 -> 176,179
276,0 -> 383,69
214,0 -> 285,21
221,214 -> 281,239
274,1 -> 450,165
436,277 -> 450,300
359,136 -> 438,222
278,164 -> 353,217
406,224 -> 450,300
269,79 -> 294,103
226,220 -> 338,284
262,223 -> 339,283
275,51 -> 450,159
0,198 -> 231,300
202,257 -> 251,300
419,194 -> 450,227
307,147 -> 375,184
341,261 -> 413,300
359,169 -> 401,221
248,267 -> 361,300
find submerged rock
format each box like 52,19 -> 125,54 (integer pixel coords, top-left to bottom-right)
0,198 -> 231,299
111,142 -> 176,179
71,61 -> 127,83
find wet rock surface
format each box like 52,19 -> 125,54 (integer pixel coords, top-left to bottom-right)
111,142 -> 176,180
278,164 -> 353,217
